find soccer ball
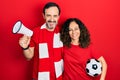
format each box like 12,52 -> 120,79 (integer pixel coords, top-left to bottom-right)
85,59 -> 102,77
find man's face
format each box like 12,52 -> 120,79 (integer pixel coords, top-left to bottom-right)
43,6 -> 60,31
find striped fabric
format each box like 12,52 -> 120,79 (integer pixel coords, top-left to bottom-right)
37,23 -> 63,80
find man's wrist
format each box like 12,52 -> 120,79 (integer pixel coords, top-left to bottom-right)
22,45 -> 30,50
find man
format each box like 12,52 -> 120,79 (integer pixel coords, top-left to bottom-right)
19,2 -> 63,80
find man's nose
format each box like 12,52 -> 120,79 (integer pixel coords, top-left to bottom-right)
50,16 -> 54,21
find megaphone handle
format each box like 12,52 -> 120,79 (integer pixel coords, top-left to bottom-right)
19,35 -> 31,49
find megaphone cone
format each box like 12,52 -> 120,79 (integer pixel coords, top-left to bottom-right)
12,21 -> 33,36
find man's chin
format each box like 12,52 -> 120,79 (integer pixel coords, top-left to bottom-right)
46,26 -> 54,30
49,27 -> 54,29
47,23 -> 57,29
49,25 -> 56,29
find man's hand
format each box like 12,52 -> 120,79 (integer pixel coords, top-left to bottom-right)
19,35 -> 31,49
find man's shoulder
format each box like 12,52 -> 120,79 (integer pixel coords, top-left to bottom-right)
55,26 -> 61,33
32,26 -> 41,31
33,26 -> 40,29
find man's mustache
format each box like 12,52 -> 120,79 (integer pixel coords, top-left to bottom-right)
48,21 -> 56,23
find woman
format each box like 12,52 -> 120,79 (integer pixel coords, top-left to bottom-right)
60,18 -> 107,80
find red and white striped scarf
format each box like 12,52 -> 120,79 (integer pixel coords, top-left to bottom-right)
38,23 -> 63,80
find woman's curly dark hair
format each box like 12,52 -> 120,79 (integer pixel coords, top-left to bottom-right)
60,18 -> 91,48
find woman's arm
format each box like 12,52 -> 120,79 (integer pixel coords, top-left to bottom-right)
98,56 -> 107,80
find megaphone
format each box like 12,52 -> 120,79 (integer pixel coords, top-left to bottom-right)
12,20 -> 33,36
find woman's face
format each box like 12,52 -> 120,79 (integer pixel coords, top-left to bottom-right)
69,21 -> 80,42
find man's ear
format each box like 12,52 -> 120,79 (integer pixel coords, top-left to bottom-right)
42,13 -> 45,19
58,15 -> 60,19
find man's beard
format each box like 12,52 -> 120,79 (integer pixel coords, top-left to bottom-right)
46,20 -> 57,29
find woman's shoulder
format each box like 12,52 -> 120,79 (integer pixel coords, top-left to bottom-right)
88,42 -> 94,48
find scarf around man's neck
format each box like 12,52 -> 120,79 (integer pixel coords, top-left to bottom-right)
38,23 -> 63,80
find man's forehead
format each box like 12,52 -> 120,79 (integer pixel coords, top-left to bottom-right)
45,7 -> 59,14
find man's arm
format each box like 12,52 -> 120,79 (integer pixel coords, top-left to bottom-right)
23,47 -> 34,60
19,35 -> 34,60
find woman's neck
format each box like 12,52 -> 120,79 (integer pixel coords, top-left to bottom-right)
71,40 -> 79,45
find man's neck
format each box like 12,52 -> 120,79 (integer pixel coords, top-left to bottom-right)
46,25 -> 56,31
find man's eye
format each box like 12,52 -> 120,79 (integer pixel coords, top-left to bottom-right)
46,15 -> 50,17
54,15 -> 58,17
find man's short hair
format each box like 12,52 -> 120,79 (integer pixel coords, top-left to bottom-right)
43,2 -> 61,15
